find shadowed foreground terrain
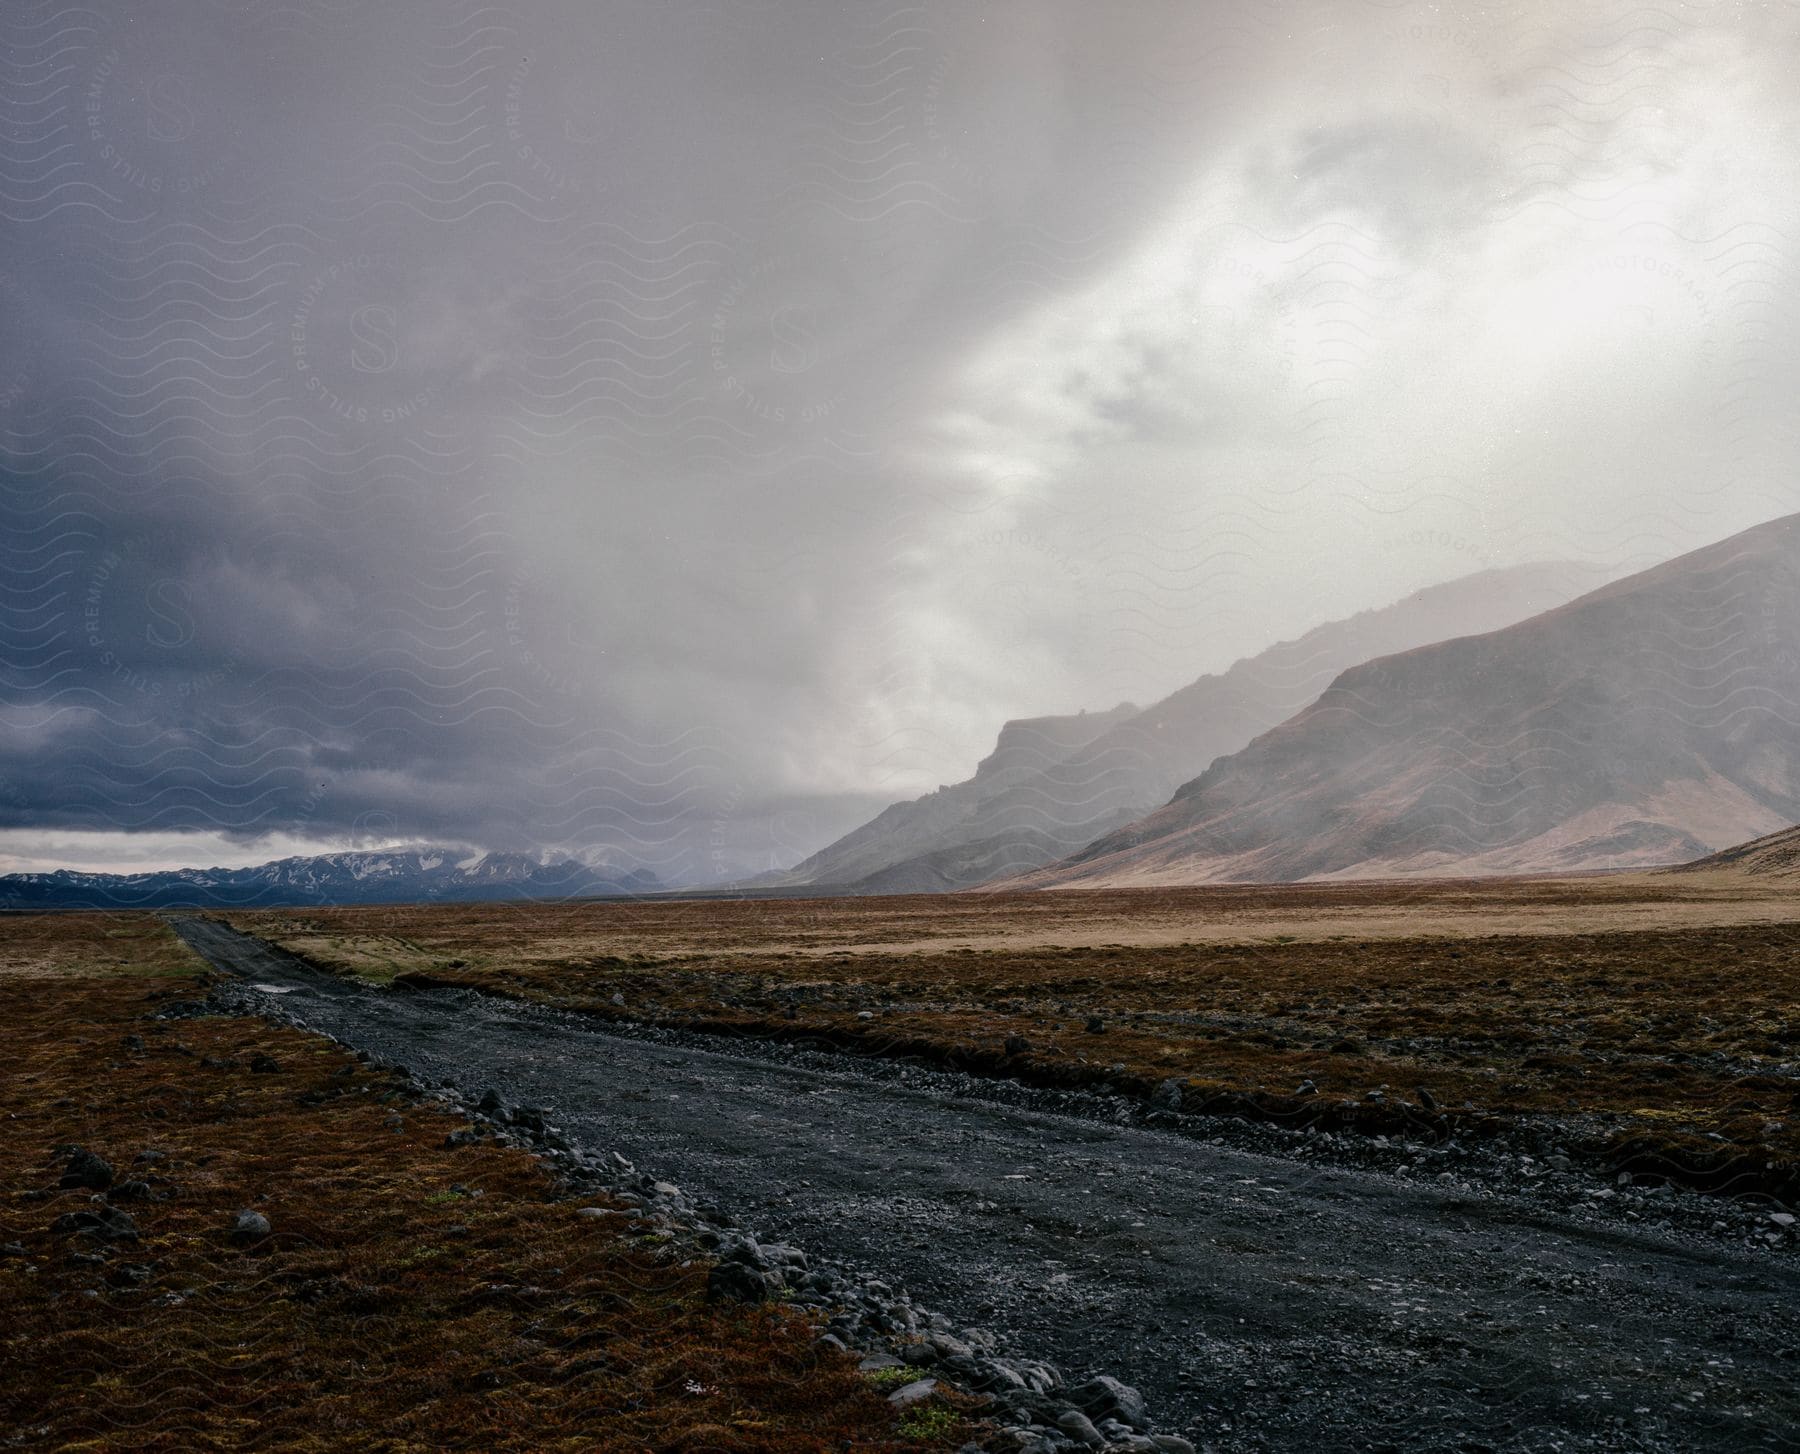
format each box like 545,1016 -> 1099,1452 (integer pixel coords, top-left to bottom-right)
177,908 -> 1800,1452
0,914 -> 932,1453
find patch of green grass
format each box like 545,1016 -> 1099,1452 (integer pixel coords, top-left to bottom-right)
897,1405 -> 958,1442
864,1366 -> 916,1390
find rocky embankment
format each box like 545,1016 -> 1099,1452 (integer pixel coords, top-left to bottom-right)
205,976 -> 1196,1454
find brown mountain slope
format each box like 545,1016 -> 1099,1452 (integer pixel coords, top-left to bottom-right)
1003,514 -> 1800,888
761,561 -> 1610,893
748,703 -> 1142,890
1669,822 -> 1800,877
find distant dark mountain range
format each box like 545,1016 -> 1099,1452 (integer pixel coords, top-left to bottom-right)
754,560 -> 1612,893
0,848 -> 660,910
1004,514 -> 1800,888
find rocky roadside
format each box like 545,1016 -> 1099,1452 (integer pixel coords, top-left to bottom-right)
464,994 -> 1800,1259
202,979 -> 1199,1454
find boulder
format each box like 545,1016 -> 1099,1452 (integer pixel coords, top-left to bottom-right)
1067,1374 -> 1149,1432
1054,1409 -> 1106,1448
706,1259 -> 780,1304
52,1205 -> 138,1242
59,1149 -> 114,1192
229,1209 -> 271,1245
887,1378 -> 938,1409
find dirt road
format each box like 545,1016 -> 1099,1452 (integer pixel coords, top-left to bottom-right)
172,916 -> 1800,1453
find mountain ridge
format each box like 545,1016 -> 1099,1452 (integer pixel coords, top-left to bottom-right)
0,847 -> 661,910
1669,821 -> 1800,878
1001,514 -> 1800,888
765,559 -> 1614,893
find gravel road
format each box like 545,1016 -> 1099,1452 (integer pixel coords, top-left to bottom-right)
172,916 -> 1800,1453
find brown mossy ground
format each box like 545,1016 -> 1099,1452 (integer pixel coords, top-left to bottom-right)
0,913 -> 969,1452
227,883 -> 1800,1202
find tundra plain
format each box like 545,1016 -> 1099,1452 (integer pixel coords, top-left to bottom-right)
228,873 -> 1800,1204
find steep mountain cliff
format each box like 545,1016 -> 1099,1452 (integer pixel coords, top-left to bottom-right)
769,561 -> 1610,892
1006,516 -> 1800,887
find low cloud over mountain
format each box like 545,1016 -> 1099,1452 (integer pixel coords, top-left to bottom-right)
766,561 -> 1609,892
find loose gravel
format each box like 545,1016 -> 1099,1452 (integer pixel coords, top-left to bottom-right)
175,916 -> 1800,1453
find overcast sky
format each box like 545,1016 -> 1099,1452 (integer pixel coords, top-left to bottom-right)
4,0 -> 1800,880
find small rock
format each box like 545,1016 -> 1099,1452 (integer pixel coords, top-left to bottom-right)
1085,1016 -> 1105,1035
706,1259 -> 780,1304
0,1241 -> 25,1257
1150,1079 -> 1183,1112
1054,1409 -> 1106,1447
477,1088 -> 504,1114
1067,1374 -> 1149,1432
887,1378 -> 938,1409
1416,1086 -> 1439,1111
229,1209 -> 271,1245
59,1149 -> 114,1192
250,1054 -> 281,1074
1150,1439 -> 1198,1454
1295,1079 -> 1317,1096
1004,1035 -> 1032,1058
109,1179 -> 155,1202
1770,1212 -> 1796,1228
856,1010 -> 875,1020
610,992 -> 625,1006
720,1235 -> 770,1269
121,1034 -> 146,1053
975,1360 -> 1027,1392
133,1149 -> 168,1166
859,1352 -> 906,1372
575,1206 -> 625,1221
52,1206 -> 138,1242
442,1129 -> 480,1148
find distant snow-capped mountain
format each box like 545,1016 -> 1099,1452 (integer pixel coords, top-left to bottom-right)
0,848 -> 662,910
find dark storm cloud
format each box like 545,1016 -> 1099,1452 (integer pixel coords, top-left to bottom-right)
3,0 -> 1799,878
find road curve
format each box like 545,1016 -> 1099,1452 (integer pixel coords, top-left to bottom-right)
172,916 -> 1800,1453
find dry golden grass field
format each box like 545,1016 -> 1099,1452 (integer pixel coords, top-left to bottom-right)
228,872 -> 1800,1202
